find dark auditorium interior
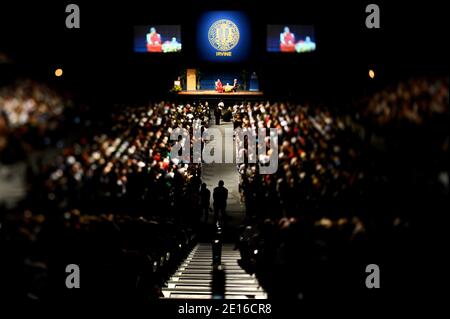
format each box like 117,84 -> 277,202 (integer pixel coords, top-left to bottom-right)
0,0 -> 448,314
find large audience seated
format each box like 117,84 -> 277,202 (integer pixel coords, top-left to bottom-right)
31,102 -> 209,218
0,80 -> 75,162
234,77 -> 449,300
1,99 -> 211,302
0,76 -> 447,302
360,77 -> 448,127
0,206 -> 196,302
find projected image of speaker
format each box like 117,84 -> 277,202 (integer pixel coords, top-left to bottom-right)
267,25 -> 316,53
134,25 -> 182,53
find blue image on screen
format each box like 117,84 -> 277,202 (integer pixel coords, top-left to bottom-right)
197,11 -> 250,62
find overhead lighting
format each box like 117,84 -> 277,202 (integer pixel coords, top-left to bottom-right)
55,68 -> 63,77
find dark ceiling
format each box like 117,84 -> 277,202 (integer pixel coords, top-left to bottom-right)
0,0 -> 448,104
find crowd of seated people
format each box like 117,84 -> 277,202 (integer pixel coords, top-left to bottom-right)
31,102 -> 210,219
234,77 -> 449,300
233,101 -> 366,219
0,80 -> 74,162
360,77 -> 448,127
1,99 -> 214,302
1,75 -> 447,302
0,206 -> 196,302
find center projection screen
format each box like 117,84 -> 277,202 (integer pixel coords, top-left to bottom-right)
197,11 -> 250,62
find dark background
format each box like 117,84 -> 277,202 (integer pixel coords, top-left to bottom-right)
0,0 -> 448,105
0,1 -> 448,311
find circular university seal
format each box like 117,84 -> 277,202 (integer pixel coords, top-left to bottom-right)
208,19 -> 240,51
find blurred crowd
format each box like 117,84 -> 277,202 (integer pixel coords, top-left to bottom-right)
31,102 -> 210,219
361,77 -> 448,126
235,77 -> 449,300
233,101 -> 365,219
1,98 -> 214,302
0,80 -> 74,162
1,207 -> 196,302
0,76 -> 448,302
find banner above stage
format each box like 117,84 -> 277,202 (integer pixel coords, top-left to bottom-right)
197,11 -> 250,62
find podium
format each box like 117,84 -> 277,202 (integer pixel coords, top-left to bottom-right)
186,69 -> 197,91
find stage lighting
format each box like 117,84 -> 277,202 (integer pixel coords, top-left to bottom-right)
369,69 -> 375,79
55,68 -> 63,77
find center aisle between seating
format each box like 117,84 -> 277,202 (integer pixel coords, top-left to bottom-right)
162,243 -> 267,299
201,120 -> 245,227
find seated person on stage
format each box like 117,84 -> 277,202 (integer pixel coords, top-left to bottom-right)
146,27 -> 162,52
162,37 -> 182,53
295,36 -> 316,53
280,26 -> 296,52
215,79 -> 224,93
232,79 -> 239,92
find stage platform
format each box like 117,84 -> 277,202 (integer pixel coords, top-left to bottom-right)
178,90 -> 263,97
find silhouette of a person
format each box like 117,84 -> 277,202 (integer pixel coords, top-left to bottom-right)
213,180 -> 228,221
214,102 -> 224,125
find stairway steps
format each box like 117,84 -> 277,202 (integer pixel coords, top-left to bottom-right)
178,268 -> 243,272
185,262 -> 241,264
170,276 -> 255,281
167,279 -> 258,284
163,288 -> 266,295
174,271 -> 248,276
166,285 -> 263,291
166,281 -> 260,286
182,263 -> 240,267
173,273 -> 252,278
162,243 -> 266,299
164,293 -> 267,299
179,265 -> 243,270
181,263 -> 240,267
184,262 -> 240,264
191,258 -> 241,260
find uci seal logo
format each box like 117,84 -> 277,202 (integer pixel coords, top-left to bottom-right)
208,19 -> 240,51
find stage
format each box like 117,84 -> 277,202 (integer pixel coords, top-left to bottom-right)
178,90 -> 263,96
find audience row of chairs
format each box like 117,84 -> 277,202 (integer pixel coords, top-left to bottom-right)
0,207 -> 197,301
